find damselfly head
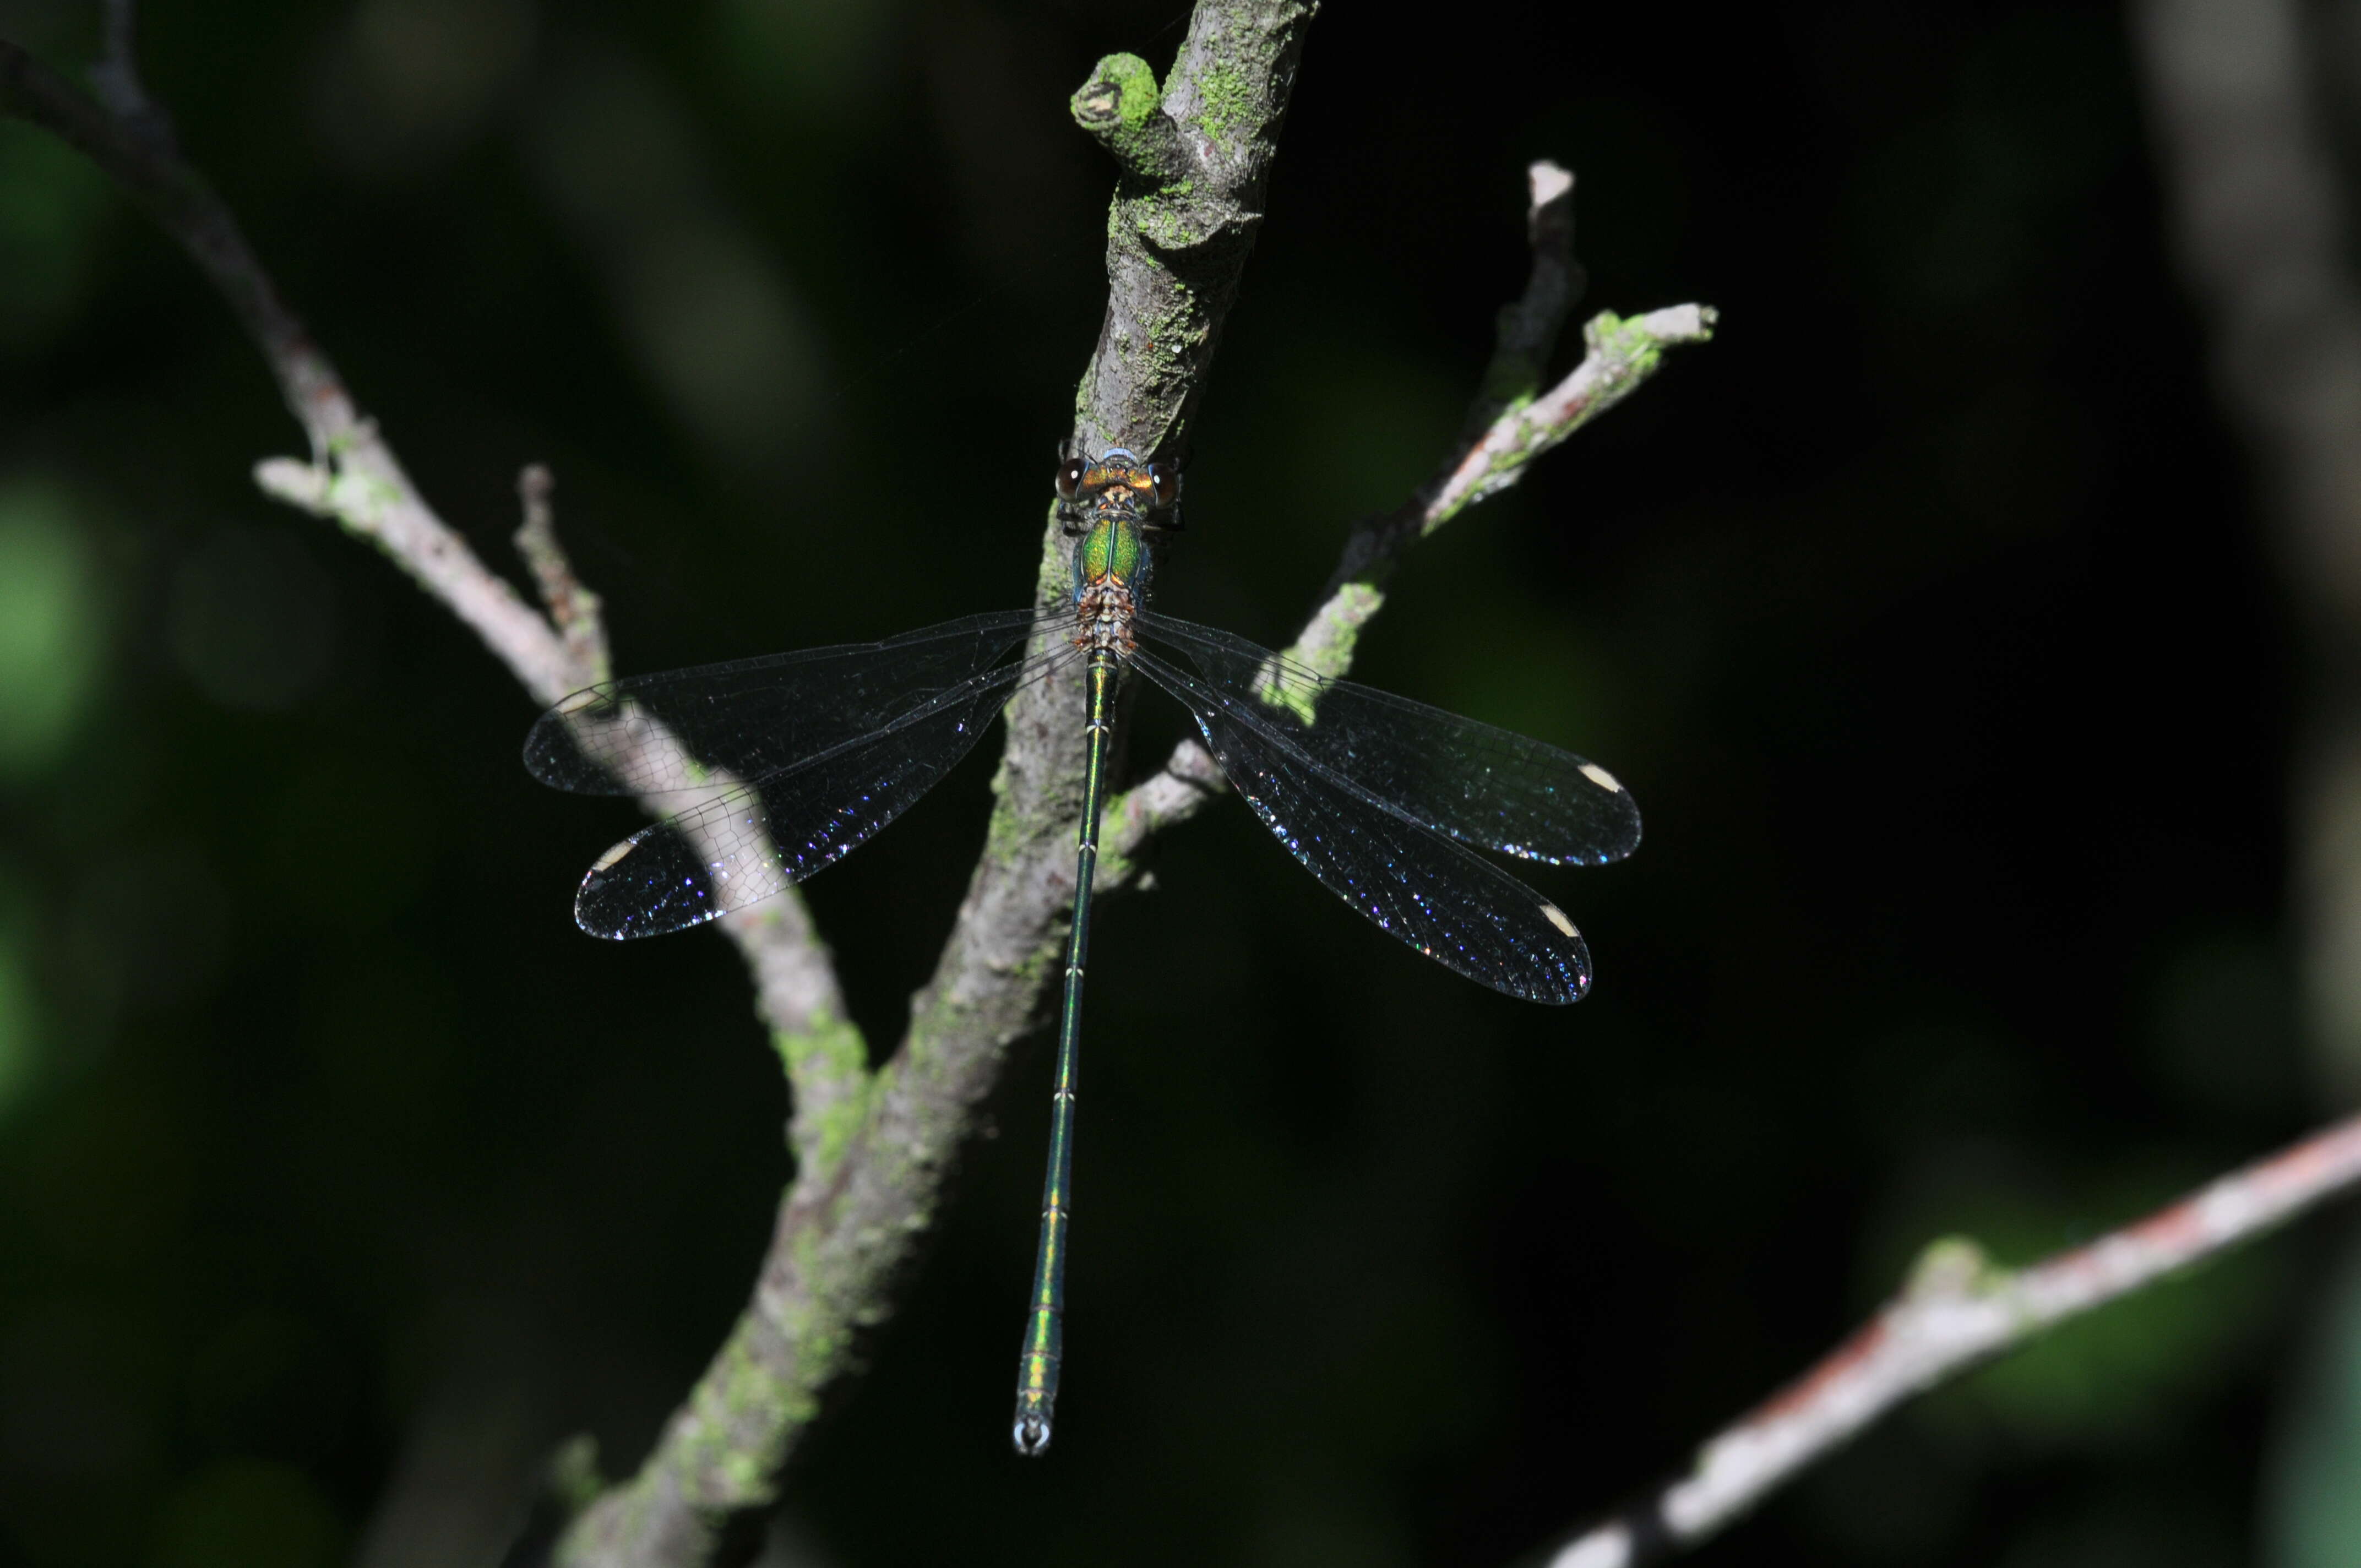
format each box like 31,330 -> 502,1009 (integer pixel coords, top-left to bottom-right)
1056,448 -> 1180,521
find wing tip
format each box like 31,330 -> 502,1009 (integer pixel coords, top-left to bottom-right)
573,836 -> 705,941
1536,900 -> 1596,1004
573,872 -> 641,940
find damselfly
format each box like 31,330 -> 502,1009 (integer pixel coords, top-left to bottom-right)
523,450 -> 1641,1455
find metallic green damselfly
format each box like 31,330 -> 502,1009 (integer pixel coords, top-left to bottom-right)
524,450 -> 1640,1455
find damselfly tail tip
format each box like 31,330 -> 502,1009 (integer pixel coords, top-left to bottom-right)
1012,1411 -> 1053,1457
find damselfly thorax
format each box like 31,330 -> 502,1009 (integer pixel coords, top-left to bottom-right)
1059,447 -> 1179,652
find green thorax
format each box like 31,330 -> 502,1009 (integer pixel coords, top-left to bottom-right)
1075,514 -> 1147,595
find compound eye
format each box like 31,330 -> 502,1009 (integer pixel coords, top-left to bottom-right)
1056,456 -> 1086,500
1148,464 -> 1180,508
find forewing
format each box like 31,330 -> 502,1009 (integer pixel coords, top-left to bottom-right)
1136,612 -> 1639,865
1130,648 -> 1591,1003
573,647 -> 1069,938
525,611 -> 1040,796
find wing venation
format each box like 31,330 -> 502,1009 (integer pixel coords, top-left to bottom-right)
1136,612 -> 1640,865
1128,646 -> 1590,1003
526,610 -> 1042,797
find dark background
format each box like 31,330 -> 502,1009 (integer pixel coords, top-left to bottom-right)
0,2 -> 2338,1565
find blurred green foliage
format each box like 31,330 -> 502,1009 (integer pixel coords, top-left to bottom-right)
0,482 -> 106,780
0,1 -> 2344,1566
2267,1256 -> 2361,1568
0,126 -> 108,349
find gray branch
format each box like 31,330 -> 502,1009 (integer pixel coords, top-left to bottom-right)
554,6 -> 1320,1562
1543,1112 -> 2361,1567
1107,164 -> 1715,864
0,35 -> 587,705
513,465 -> 611,689
1067,1 -> 1312,463
0,0 -> 862,1401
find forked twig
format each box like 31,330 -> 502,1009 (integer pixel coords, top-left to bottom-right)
1106,162 -> 1715,864
0,0 -> 859,1245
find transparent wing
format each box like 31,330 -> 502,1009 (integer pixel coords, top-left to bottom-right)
1135,611 -> 1639,865
1128,647 -> 1592,1003
568,646 -> 1078,939
525,610 -> 1042,796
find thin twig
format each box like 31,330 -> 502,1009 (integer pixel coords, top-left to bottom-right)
1105,165 -> 1715,863
513,465 -> 610,689
0,30 -> 578,704
1294,300 -> 1715,679
1466,159 -> 1583,444
0,7 -> 857,1284
505,471 -> 862,1156
85,0 -> 164,145
1546,1112 -> 2361,1568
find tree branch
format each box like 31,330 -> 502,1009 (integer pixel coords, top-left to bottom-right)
1066,2 -> 1312,464
504,469 -> 864,1171
0,28 -> 599,708
1106,164 -> 1715,864
0,0 -> 859,1366
1543,1112 -> 2361,1568
553,7 -> 1320,1563
513,465 -> 610,689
